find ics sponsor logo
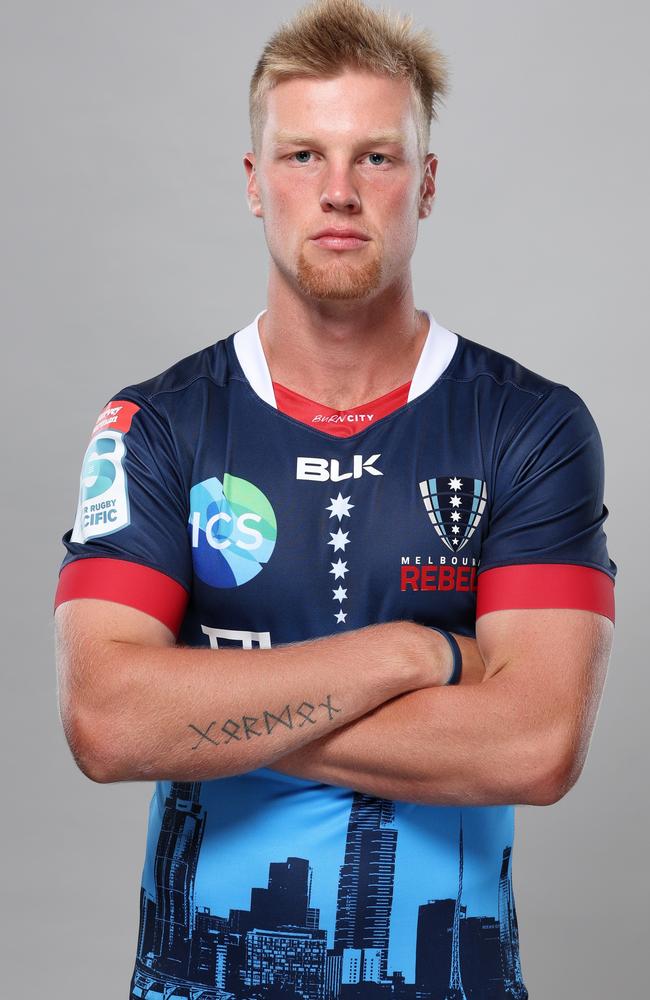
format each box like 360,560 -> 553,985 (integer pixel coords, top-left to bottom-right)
71,399 -> 140,542
189,474 -> 277,588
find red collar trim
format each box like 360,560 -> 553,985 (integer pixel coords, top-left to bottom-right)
272,380 -> 412,437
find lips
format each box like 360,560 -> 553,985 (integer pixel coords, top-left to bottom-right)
310,228 -> 370,250
312,228 -> 369,239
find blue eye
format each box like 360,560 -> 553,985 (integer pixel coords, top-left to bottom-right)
368,153 -> 387,165
292,150 -> 312,163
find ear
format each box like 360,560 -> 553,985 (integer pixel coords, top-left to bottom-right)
418,153 -> 438,219
244,152 -> 263,218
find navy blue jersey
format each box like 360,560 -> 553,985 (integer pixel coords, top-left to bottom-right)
55,310 -> 616,999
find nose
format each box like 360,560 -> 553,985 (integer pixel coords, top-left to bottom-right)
319,163 -> 361,213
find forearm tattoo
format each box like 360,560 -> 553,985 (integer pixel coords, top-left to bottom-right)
189,694 -> 342,750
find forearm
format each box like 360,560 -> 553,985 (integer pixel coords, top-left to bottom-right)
270,647 -> 547,806
59,609 -> 449,784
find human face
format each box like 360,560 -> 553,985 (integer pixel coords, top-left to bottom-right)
245,70 -> 437,302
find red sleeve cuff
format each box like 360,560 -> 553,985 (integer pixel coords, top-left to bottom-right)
54,558 -> 188,636
476,564 -> 615,624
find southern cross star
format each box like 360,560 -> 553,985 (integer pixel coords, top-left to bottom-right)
326,493 -> 354,520
328,528 -> 350,551
330,559 -> 349,580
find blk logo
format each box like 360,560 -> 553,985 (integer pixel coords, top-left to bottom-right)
296,454 -> 383,481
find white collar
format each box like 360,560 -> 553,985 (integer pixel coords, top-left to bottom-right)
233,308 -> 458,408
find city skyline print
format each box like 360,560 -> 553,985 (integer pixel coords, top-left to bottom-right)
130,777 -> 527,999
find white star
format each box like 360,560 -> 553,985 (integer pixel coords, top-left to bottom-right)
448,477 -> 463,491
326,493 -> 355,520
452,526 -> 460,534
452,538 -> 459,545
328,528 -> 350,552
451,511 -> 461,522
332,586 -> 348,602
330,559 -> 349,580
334,610 -> 347,624
449,495 -> 462,508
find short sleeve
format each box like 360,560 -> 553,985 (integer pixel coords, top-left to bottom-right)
476,385 -> 616,623
54,395 -> 192,635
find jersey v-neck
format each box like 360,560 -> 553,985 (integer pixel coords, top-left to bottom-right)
271,378 -> 412,438
232,308 -> 459,440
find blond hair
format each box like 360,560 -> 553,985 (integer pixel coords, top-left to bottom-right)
249,0 -> 450,159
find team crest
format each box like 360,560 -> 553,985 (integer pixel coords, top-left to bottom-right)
418,475 -> 487,552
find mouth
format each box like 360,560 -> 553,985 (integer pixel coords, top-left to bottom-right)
310,230 -> 370,251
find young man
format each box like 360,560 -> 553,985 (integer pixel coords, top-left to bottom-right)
54,1 -> 616,997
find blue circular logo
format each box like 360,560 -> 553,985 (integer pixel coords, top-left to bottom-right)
188,474 -> 277,588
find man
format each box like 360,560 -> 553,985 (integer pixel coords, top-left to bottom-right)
54,1 -> 616,997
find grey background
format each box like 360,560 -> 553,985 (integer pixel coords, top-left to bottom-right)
2,1 -> 647,995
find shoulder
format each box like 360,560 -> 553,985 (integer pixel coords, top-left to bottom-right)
446,332 -> 559,398
113,334 -> 237,411
445,331 -> 598,434
96,333 -> 247,445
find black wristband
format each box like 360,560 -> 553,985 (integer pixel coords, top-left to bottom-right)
429,627 -> 462,685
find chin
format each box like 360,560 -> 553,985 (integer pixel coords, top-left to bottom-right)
295,253 -> 382,301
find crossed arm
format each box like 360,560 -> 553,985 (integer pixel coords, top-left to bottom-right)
55,598 -> 613,806
267,607 -> 614,807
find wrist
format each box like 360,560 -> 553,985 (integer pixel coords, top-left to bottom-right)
431,628 -> 453,685
404,624 -> 452,688
428,627 -> 463,686
390,622 -> 461,692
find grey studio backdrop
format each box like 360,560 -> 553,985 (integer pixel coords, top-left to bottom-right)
2,1 -> 647,995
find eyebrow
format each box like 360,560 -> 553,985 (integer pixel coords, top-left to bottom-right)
272,129 -> 407,146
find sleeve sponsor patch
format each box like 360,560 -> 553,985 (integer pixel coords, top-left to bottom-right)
91,399 -> 140,437
71,399 -> 140,543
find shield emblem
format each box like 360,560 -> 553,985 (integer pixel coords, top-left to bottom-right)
419,475 -> 487,552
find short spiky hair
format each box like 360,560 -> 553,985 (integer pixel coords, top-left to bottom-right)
249,0 -> 450,159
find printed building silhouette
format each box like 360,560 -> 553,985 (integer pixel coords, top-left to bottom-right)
131,784 -> 527,1000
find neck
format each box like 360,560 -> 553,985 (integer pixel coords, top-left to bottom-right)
258,270 -> 429,410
